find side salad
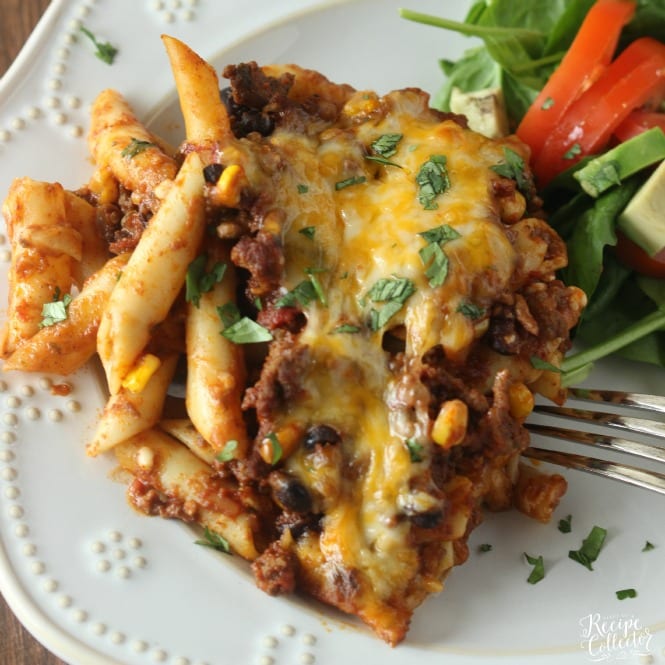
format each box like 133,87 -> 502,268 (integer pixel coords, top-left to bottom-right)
401,0 -> 665,384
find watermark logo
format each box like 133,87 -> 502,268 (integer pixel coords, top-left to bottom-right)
580,613 -> 653,661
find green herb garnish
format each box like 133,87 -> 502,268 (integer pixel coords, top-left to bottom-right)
524,553 -> 545,584
405,438 -> 424,463
371,133 -> 403,158
418,224 -> 461,288
297,184 -> 309,194
216,440 -> 238,463
616,588 -> 637,600
569,525 -> 607,571
266,432 -> 283,465
478,543 -> 493,553
218,303 -> 272,344
490,147 -> 532,200
642,541 -> 655,552
416,154 -> 450,210
335,175 -> 367,190
299,226 -> 316,239
195,527 -> 231,554
185,255 -> 226,308
457,301 -> 486,320
563,143 -> 582,160
39,290 -> 72,328
121,138 -> 156,159
79,26 -> 118,65
366,276 -> 416,331
332,324 -> 361,334
558,514 -> 572,534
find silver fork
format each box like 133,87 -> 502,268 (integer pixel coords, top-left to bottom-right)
523,388 -> 665,495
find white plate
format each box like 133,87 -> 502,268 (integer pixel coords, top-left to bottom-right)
1,1 -> 664,664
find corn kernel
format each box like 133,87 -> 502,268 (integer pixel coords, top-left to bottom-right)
121,354 -> 161,394
508,382 -> 535,421
88,167 -> 118,205
431,399 -> 468,449
213,164 -> 245,207
258,422 -> 303,464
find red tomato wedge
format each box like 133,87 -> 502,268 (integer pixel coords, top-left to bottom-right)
533,37 -> 665,185
616,232 -> 665,278
516,0 -> 635,160
614,110 -> 665,142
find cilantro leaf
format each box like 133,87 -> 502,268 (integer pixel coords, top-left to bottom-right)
366,276 -> 416,330
185,255 -> 227,308
558,514 -> 572,534
39,291 -> 72,328
79,26 -> 118,65
478,543 -> 493,553
371,133 -> 403,158
616,588 -> 637,600
418,224 -> 461,288
121,138 -> 156,159
524,552 -> 545,584
642,541 -> 655,552
265,432 -> 283,465
335,175 -> 366,190
530,355 -> 562,373
195,527 -> 231,554
457,301 -> 486,320
569,525 -> 607,571
216,440 -> 238,463
217,304 -> 272,344
416,155 -> 450,209
405,438 -> 424,463
490,147 -> 533,200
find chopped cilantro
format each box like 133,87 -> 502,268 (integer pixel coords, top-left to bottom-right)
478,543 -> 493,553
216,440 -> 238,463
185,255 -> 227,308
405,438 -> 424,462
569,525 -> 607,571
490,147 -> 533,200
457,301 -> 485,320
332,324 -> 361,334
299,226 -> 316,239
616,588 -> 637,600
121,138 -> 156,159
524,553 -> 545,584
366,276 -> 416,331
195,526 -> 231,554
276,268 -> 327,308
541,97 -> 555,110
266,432 -> 283,464
558,514 -> 572,534
39,290 -> 72,328
79,26 -> 118,65
365,155 -> 403,168
217,303 -> 272,344
370,133 -> 402,158
297,184 -> 309,194
335,175 -> 366,190
416,154 -> 450,210
418,224 -> 460,288
642,541 -> 655,552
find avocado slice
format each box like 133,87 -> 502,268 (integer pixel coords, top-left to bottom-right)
618,157 -> 665,260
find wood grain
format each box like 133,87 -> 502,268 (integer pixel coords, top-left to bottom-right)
0,3 -> 69,664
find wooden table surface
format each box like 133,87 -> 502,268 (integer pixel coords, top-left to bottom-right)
0,4 -> 69,664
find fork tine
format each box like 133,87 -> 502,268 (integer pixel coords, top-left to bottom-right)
533,404 -> 665,441
568,388 -> 665,414
527,423 -> 665,464
523,446 -> 665,496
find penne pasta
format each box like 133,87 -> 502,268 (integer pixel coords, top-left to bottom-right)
185,248 -> 248,457
87,353 -> 178,457
114,427 -> 259,560
88,88 -> 177,206
159,418 -> 217,465
161,34 -> 231,145
3,253 -> 129,375
0,178 -> 80,356
97,151 -> 207,394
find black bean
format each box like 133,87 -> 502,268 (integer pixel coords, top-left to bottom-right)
269,471 -> 312,513
203,163 -> 224,184
303,425 -> 341,450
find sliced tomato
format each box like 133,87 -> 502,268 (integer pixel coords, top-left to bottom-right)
533,37 -> 665,185
516,0 -> 635,160
615,232 -> 665,278
613,110 -> 665,143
